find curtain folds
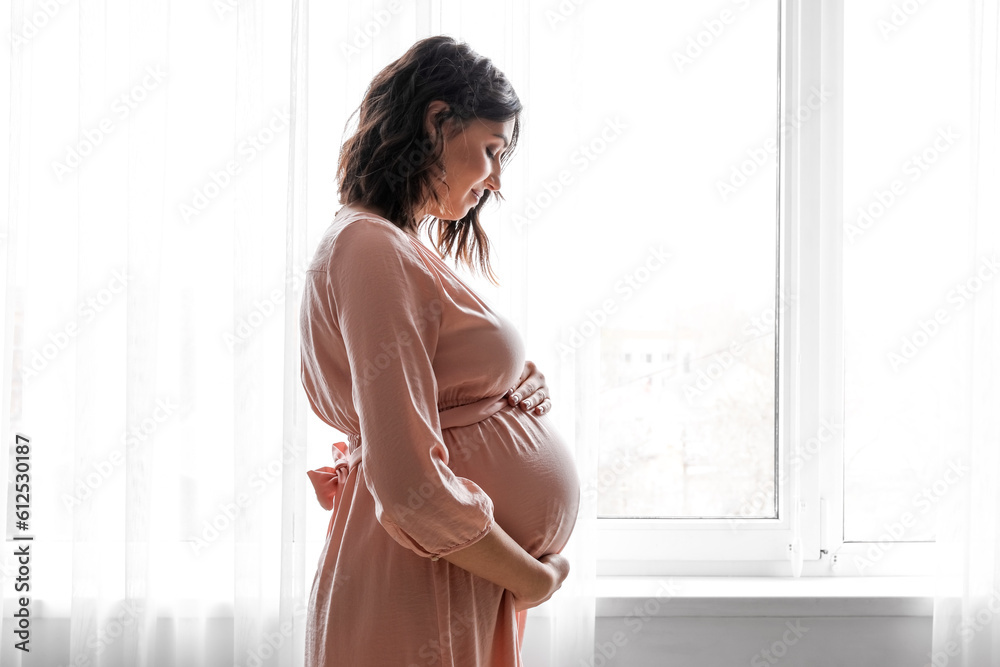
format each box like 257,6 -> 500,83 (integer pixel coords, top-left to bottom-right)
928,1 -> 1000,665
1,1 -> 595,665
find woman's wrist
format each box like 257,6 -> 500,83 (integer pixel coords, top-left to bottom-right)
439,518 -> 545,600
517,556 -> 551,601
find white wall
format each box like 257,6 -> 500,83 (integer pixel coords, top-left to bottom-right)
523,614 -> 931,667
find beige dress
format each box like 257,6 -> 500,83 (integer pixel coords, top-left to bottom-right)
300,203 -> 580,666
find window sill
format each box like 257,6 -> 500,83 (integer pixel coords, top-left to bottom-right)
594,575 -> 958,617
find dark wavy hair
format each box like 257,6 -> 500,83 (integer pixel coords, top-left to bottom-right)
336,35 -> 522,285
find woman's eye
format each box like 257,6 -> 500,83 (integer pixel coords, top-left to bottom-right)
486,147 -> 495,159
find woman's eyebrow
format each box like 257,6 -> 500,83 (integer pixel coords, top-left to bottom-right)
492,133 -> 510,148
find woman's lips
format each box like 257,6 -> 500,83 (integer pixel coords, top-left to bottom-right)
471,189 -> 483,200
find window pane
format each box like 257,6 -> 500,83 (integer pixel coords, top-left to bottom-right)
527,1 -> 779,518
842,0 -> 973,542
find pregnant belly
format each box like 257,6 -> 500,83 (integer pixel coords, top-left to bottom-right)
443,407 -> 581,560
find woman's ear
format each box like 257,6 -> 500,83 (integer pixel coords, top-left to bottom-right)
423,100 -> 451,142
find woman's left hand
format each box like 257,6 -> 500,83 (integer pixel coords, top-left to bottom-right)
508,360 -> 551,416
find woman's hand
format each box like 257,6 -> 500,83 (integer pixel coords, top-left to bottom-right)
508,360 -> 552,416
511,553 -> 571,612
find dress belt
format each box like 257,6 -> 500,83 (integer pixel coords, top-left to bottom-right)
305,390 -> 514,518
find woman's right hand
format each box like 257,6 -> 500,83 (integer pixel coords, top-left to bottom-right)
512,553 -> 571,612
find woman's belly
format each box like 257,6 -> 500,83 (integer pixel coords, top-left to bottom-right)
443,405 -> 581,560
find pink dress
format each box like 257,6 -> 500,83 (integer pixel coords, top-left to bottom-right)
300,203 -> 581,667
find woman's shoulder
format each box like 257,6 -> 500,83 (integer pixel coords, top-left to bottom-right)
334,203 -> 415,243
334,208 -> 418,255
310,205 -> 432,278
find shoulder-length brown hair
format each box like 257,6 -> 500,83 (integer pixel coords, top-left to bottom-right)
336,35 -> 522,285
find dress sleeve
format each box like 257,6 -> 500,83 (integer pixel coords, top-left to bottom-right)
325,218 -> 495,560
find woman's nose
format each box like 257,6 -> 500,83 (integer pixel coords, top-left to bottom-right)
486,167 -> 501,192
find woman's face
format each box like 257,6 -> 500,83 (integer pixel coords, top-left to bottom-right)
422,106 -> 515,221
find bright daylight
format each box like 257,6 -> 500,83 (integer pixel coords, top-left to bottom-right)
1,1 -> 998,666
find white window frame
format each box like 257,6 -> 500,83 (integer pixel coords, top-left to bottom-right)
593,0 -> 937,578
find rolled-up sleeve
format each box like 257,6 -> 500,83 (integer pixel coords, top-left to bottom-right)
325,219 -> 494,559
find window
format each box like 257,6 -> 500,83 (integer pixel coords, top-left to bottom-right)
577,0 -> 789,567
587,0 -> 965,576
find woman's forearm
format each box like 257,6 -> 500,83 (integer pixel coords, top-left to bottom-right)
439,518 -> 545,599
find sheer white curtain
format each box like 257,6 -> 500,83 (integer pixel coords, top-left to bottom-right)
3,0 -> 308,665
928,0 -> 1000,665
0,1 -> 595,665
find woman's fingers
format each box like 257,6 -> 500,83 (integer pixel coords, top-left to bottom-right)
509,360 -> 550,414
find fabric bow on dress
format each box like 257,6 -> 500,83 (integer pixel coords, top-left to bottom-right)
305,440 -> 353,518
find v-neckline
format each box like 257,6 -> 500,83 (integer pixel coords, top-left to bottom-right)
403,229 -> 501,319
338,203 -> 498,316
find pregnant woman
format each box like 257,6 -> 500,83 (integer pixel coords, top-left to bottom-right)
299,35 -> 581,666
